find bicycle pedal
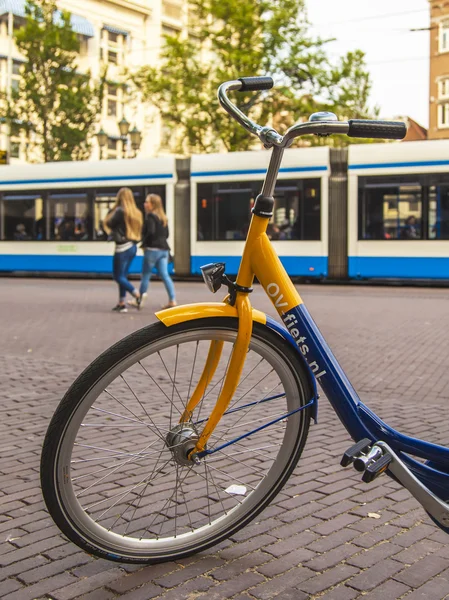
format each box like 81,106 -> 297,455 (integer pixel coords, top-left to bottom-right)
361,453 -> 392,483
341,438 -> 372,467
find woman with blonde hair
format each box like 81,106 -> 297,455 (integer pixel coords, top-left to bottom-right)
103,187 -> 143,313
131,193 -> 176,309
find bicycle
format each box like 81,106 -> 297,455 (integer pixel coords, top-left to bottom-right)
40,77 -> 449,565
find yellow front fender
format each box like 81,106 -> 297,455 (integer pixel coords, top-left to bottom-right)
155,302 -> 266,327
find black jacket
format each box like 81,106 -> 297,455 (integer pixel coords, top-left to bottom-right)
141,213 -> 169,250
106,207 -> 132,245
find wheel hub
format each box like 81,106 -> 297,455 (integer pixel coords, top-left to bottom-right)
165,423 -> 199,466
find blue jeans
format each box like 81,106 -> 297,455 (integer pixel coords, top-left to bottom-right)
113,245 -> 137,301
140,249 -> 176,301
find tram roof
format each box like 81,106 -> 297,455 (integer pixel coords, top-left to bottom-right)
0,157 -> 177,191
191,146 -> 330,182
348,139 -> 449,176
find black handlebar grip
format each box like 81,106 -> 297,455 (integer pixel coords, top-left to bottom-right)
348,119 -> 407,140
238,76 -> 274,92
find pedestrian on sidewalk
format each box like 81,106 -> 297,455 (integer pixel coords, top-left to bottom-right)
130,193 -> 177,310
103,187 -> 143,313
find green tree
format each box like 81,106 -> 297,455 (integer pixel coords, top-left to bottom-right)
6,0 -> 104,162
133,0 -> 378,153
311,49 -> 380,147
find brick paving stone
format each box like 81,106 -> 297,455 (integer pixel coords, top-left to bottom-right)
18,553 -> 91,584
230,517 -> 282,542
307,527 -> 360,552
346,541 -> 402,568
5,573 -> 77,600
0,536 -> 66,566
206,571 -> 265,599
109,583 -> 164,600
304,543 -> 360,572
298,564 -> 359,595
394,554 -> 449,588
393,539 -> 445,564
74,590 -> 115,600
1,578 -> 24,595
347,558 -> 404,591
153,557 -> 224,588
107,563 -> 177,593
250,567 -> 315,599
351,524 -> 403,549
393,524 -> 438,548
143,576 -> 213,600
257,549 -> 314,577
272,590 -> 309,600
316,584 -> 359,600
361,579 -> 411,599
50,568 -> 124,600
269,516 -> 320,539
212,551 -> 270,581
312,513 -> 360,536
218,534 -> 278,560
399,568 -> 449,600
264,535 -> 317,559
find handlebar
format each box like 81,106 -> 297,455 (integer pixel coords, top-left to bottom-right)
218,77 -> 407,148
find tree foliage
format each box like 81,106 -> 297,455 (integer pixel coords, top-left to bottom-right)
133,0 -> 378,153
5,0 -> 104,162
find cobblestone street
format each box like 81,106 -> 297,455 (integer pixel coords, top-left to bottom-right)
2,278 -> 449,599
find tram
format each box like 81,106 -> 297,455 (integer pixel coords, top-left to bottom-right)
0,158 -> 176,273
1,140 -> 449,282
348,140 -> 449,280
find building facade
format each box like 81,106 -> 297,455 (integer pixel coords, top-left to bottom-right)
429,0 -> 449,139
0,0 -> 188,162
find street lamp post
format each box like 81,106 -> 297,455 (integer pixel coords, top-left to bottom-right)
96,127 -> 108,159
96,119 -> 143,159
129,126 -> 142,158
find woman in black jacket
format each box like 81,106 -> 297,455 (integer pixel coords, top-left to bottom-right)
134,194 -> 176,309
103,187 -> 143,313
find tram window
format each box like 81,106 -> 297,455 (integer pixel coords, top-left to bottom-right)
3,195 -> 46,240
94,186 -> 165,240
49,192 -> 91,241
359,183 -> 423,240
429,186 -> 449,239
197,179 -> 321,241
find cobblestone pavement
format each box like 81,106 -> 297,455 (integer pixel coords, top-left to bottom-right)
1,278 -> 449,599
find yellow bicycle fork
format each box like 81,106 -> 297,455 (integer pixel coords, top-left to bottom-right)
157,213 -> 302,459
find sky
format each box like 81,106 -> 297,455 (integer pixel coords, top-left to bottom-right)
307,0 -> 430,126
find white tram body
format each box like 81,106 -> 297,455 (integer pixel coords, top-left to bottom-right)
190,146 -> 330,276
349,141 -> 449,280
0,158 -> 176,274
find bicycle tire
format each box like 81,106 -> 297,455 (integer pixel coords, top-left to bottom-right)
41,318 -> 313,564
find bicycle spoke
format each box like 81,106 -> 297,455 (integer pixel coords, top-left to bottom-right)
120,374 -> 167,443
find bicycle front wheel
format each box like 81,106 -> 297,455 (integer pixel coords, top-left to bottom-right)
41,318 -> 312,563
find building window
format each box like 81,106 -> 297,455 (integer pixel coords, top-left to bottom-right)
439,78 -> 449,99
197,179 -> 321,241
440,20 -> 449,53
107,137 -> 118,159
105,84 -> 120,118
162,1 -> 183,20
10,140 -> 20,158
11,60 -> 22,93
162,25 -> 181,38
101,29 -> 126,66
438,103 -> 449,128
